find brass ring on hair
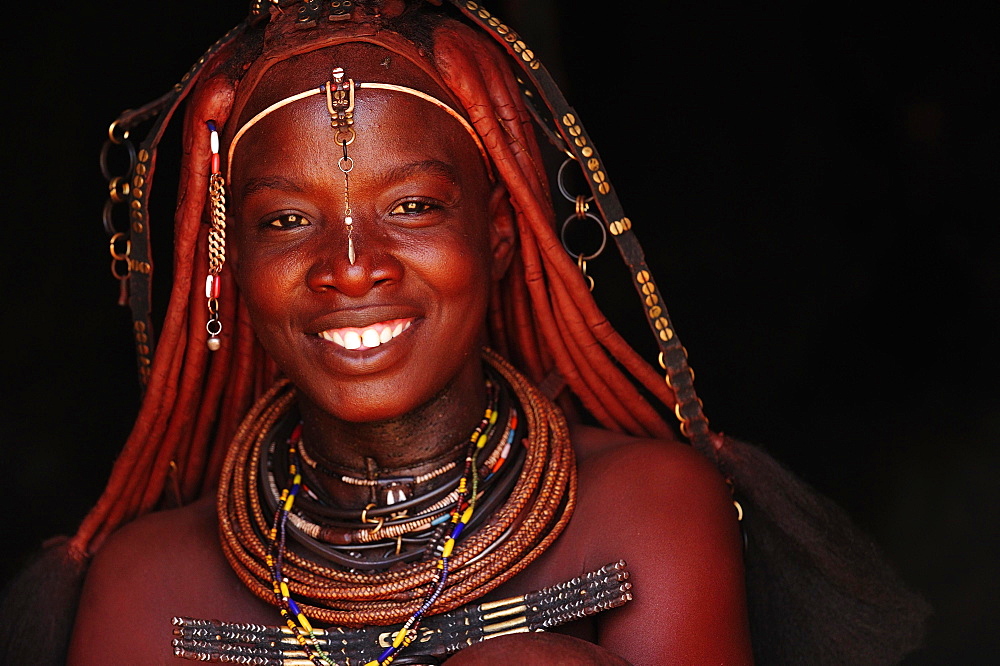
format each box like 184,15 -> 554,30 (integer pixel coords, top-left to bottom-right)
339,156 -> 355,173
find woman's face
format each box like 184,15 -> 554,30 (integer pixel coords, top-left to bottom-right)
228,44 -> 510,423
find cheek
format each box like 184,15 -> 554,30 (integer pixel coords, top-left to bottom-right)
233,240 -> 304,332
406,228 -> 493,301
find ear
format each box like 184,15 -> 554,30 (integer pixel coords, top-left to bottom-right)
487,183 -> 517,280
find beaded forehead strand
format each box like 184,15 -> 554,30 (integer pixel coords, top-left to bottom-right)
327,67 -> 357,265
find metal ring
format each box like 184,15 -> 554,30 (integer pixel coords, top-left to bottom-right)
577,256 -> 595,292
109,232 -> 130,261
560,211 -> 607,261
110,257 -> 129,281
556,157 -> 595,204
338,155 -> 355,173
102,198 -> 123,237
99,137 -> 137,182
206,318 -> 223,336
108,176 -> 131,204
108,119 -> 130,145
369,517 -> 385,535
334,127 -> 356,146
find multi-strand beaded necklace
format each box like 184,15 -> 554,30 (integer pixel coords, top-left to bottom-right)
216,349 -> 577,666
268,379 -> 509,665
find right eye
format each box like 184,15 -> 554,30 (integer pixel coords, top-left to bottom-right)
266,213 -> 310,229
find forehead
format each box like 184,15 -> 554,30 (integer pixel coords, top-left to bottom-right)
232,43 -> 457,130
227,42 -> 490,188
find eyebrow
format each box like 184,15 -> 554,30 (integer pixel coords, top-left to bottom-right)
240,160 -> 459,199
376,160 -> 458,188
241,175 -> 304,199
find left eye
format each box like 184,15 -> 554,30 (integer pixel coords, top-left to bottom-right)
390,201 -> 435,215
266,214 -> 310,229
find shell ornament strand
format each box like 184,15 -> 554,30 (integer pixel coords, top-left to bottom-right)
215,349 -> 577,665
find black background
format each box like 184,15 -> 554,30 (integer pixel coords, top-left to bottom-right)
1,2 -> 997,662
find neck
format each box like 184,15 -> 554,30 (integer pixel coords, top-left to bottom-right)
295,359 -> 488,508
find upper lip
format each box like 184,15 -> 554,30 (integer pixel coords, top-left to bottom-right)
306,305 -> 424,335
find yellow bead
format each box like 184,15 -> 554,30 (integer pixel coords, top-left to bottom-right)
489,410 -> 498,424
283,494 -> 295,511
293,473 -> 301,486
477,433 -> 487,448
392,629 -> 407,648
442,538 -> 455,558
461,506 -> 474,524
280,581 -> 291,599
298,613 -> 314,634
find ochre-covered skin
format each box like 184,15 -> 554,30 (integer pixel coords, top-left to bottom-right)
70,425 -> 750,664
67,7 -> 751,665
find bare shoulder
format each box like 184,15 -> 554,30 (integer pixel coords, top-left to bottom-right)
571,423 -> 738,530
67,496 -> 269,665
564,424 -> 753,664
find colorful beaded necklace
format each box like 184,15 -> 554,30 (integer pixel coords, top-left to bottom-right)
216,349 -> 577,664
266,375 -> 516,665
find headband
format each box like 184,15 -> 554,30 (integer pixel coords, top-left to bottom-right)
226,76 -> 493,183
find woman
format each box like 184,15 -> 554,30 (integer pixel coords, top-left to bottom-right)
3,2 -> 927,665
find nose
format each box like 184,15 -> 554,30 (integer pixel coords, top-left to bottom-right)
305,223 -> 402,297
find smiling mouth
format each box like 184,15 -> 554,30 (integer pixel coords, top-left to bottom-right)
318,318 -> 414,351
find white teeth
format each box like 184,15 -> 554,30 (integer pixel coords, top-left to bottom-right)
343,331 -> 362,350
362,329 -> 381,348
320,319 -> 413,350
